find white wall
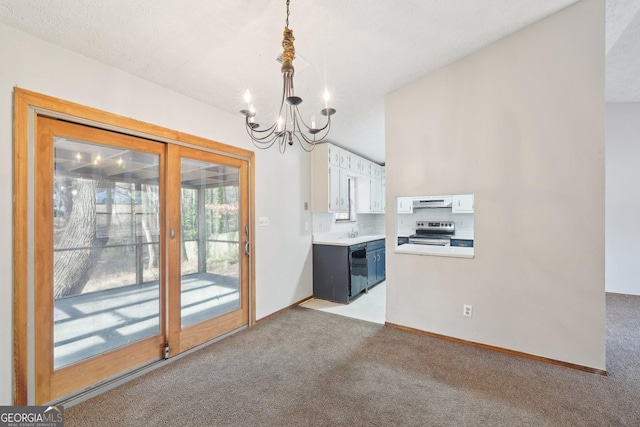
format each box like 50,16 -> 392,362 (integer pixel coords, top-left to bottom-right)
385,0 -> 605,369
606,103 -> 640,295
0,23 -> 313,404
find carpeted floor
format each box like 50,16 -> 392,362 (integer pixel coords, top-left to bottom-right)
65,293 -> 640,426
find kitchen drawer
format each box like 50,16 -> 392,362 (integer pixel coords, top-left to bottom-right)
451,239 -> 474,248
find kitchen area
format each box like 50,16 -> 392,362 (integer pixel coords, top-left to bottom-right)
396,194 -> 475,258
306,143 -> 387,315
306,143 -> 474,319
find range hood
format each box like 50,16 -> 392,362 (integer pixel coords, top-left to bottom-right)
412,197 -> 453,209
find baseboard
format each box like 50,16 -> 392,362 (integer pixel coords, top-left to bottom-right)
256,295 -> 314,323
606,291 -> 640,297
385,321 -> 608,376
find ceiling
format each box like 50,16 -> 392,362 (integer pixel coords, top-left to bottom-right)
1,0 -> 638,164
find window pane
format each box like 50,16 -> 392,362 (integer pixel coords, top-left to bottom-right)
52,137 -> 161,369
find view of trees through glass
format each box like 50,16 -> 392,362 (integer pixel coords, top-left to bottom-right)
52,137 -> 163,368
179,158 -> 241,328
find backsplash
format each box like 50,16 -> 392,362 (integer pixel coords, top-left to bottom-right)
397,209 -> 474,237
312,213 -> 385,236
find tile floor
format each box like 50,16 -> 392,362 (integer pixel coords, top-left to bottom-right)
300,281 -> 386,324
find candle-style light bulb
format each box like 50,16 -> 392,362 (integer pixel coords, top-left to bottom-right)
249,104 -> 256,123
277,116 -> 283,132
244,90 -> 252,109
311,114 -> 316,129
323,89 -> 331,109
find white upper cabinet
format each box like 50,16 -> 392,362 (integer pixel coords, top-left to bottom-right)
355,177 -> 383,214
311,143 -> 384,214
328,144 -> 341,167
397,196 -> 414,214
452,194 -> 474,213
349,154 -> 365,174
339,150 -> 349,169
381,167 -> 386,213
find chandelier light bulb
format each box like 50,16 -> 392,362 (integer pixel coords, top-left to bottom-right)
311,114 -> 316,129
277,116 -> 284,132
244,90 -> 252,108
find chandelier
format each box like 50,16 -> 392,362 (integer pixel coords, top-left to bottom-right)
240,0 -> 336,153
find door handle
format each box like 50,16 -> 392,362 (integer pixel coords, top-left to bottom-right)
244,240 -> 250,256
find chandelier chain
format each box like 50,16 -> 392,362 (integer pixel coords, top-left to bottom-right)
286,0 -> 290,28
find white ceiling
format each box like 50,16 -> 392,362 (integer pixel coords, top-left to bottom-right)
1,0 -> 637,164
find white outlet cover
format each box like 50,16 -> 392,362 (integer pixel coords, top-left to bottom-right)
258,217 -> 269,227
463,305 -> 473,317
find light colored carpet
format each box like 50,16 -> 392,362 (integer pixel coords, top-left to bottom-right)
65,293 -> 640,426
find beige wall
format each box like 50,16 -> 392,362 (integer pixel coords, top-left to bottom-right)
385,0 -> 605,369
0,23 -> 313,404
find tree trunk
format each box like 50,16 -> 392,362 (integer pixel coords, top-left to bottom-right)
53,179 -> 110,298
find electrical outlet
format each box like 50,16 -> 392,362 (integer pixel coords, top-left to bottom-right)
463,304 -> 473,317
258,217 -> 269,227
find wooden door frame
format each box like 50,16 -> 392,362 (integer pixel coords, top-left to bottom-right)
13,88 -> 256,405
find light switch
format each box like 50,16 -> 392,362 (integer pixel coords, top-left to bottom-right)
259,217 -> 269,227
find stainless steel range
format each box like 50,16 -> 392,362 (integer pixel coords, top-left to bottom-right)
409,221 -> 454,246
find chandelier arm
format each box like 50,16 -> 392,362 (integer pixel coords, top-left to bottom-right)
290,114 -> 317,145
293,105 -> 332,138
245,115 -> 281,137
292,132 -> 317,152
251,132 -> 280,145
247,133 -> 278,150
247,124 -> 279,138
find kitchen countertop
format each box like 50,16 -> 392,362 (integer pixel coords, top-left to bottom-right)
313,234 -> 386,246
395,243 -> 474,258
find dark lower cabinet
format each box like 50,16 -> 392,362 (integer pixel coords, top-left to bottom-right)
313,244 -> 351,303
313,239 -> 386,303
367,239 -> 386,288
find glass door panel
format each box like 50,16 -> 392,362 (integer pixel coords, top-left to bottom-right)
35,117 -> 166,404
167,145 -> 249,355
53,138 -> 162,369
180,158 -> 241,328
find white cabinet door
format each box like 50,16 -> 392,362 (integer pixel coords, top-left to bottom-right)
339,169 -> 349,211
381,167 -> 386,213
397,197 -> 414,213
370,178 -> 382,212
452,194 -> 474,213
329,165 -> 341,211
349,154 -> 362,174
339,151 -> 349,169
370,164 -> 382,179
328,145 -> 341,167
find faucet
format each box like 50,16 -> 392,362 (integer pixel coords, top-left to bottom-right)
349,225 -> 359,238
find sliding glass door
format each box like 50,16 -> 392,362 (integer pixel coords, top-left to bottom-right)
34,117 -> 250,404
